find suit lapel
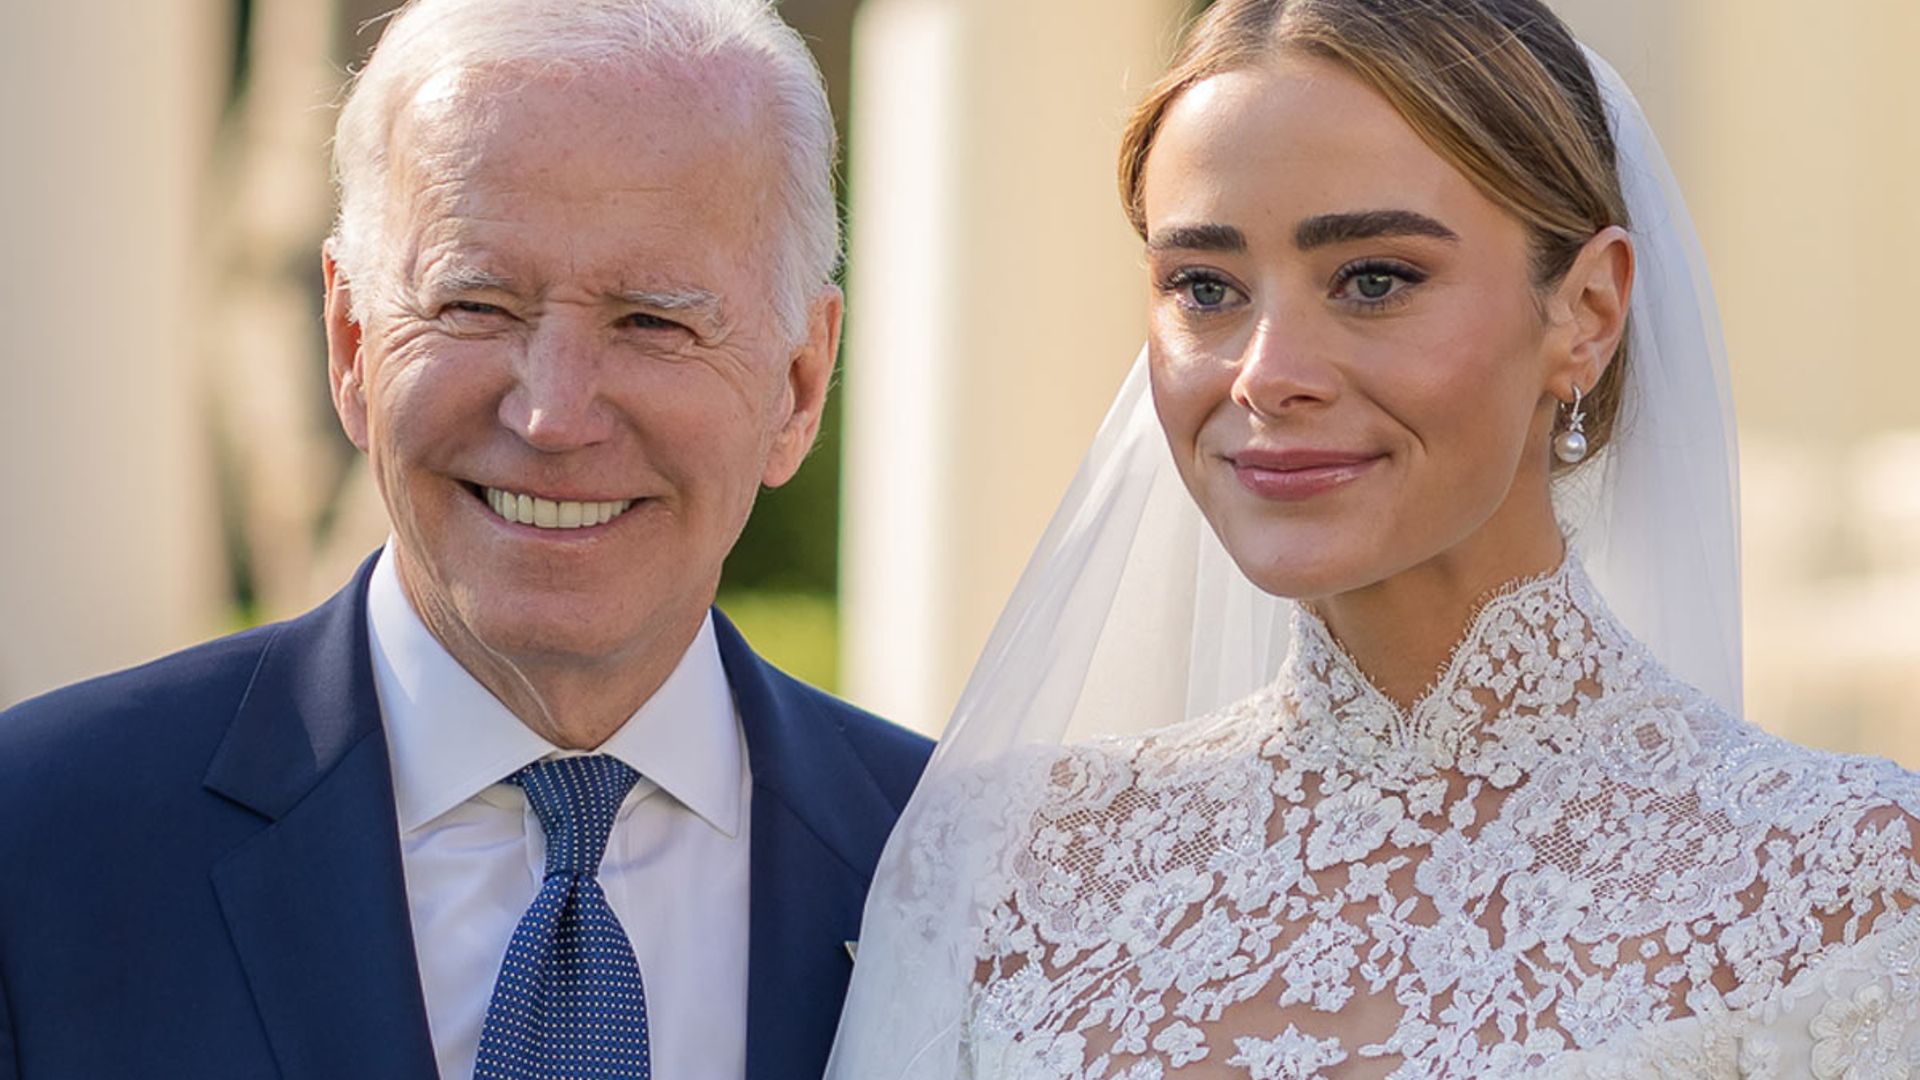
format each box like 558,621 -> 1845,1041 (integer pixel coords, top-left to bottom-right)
715,613 -> 902,1080
203,555 -> 437,1080
196,580 -> 892,1079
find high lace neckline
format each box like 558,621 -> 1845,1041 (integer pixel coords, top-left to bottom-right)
1275,555 -> 1645,780
935,547 -> 1920,1080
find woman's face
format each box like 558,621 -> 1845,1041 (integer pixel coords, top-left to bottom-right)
1142,52 -> 1573,601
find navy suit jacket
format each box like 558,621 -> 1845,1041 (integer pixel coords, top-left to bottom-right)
0,555 -> 932,1079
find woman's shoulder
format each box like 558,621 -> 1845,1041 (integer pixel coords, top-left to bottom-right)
1624,682 -> 1920,989
907,680 -> 1289,825
1044,679 -> 1292,799
910,681 -> 1290,872
1075,678 -> 1291,757
1649,679 -> 1920,829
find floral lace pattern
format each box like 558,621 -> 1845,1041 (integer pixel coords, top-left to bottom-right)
950,561 -> 1920,1078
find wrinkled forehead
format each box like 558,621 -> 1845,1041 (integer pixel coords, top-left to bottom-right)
381,55 -> 779,230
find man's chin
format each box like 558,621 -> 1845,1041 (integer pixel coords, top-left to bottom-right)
446,606 -> 662,668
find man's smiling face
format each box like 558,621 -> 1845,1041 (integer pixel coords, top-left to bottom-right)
327,57 -> 831,686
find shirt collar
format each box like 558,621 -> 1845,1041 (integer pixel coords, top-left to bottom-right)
366,544 -> 744,838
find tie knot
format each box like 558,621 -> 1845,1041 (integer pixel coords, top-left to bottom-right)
510,755 -> 641,880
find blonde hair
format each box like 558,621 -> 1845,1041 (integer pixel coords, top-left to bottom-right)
1119,0 -> 1629,460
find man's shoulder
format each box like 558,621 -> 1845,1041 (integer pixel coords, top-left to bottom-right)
0,619 -> 302,877
754,660 -> 934,806
764,661 -> 929,745
0,557 -> 374,778
0,620 -> 285,763
711,611 -> 934,810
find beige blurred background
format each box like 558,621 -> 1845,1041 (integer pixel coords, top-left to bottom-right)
3,1 -> 1916,761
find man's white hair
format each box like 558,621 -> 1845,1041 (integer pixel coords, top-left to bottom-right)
330,0 -> 840,341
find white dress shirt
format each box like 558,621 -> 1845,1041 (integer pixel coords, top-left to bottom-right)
366,548 -> 751,1080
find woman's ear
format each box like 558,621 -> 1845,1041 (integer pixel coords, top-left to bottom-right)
1549,225 -> 1634,397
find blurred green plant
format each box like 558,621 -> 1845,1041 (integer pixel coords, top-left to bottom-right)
715,589 -> 840,693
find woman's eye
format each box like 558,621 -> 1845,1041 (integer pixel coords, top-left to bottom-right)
1163,271 -> 1241,312
1352,273 -> 1395,300
1188,279 -> 1229,307
1333,262 -> 1426,306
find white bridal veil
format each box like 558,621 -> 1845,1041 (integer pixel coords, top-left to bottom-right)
826,47 -> 1742,1079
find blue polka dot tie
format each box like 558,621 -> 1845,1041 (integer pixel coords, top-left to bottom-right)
475,756 -> 652,1079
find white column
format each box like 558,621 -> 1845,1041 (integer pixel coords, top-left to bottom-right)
841,0 -> 1184,733
0,2 -> 227,705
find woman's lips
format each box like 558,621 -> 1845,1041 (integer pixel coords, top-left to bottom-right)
1227,448 -> 1384,501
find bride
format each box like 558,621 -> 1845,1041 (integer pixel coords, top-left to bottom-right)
830,0 -> 1920,1076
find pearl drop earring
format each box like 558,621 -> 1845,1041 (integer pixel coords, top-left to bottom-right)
1554,384 -> 1590,464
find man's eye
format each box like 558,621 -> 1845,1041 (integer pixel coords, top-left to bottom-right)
621,312 -> 682,331
444,300 -> 508,318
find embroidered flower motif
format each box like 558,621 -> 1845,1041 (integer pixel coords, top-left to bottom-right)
1810,983 -> 1910,1080
1304,786 -> 1404,871
1482,1028 -> 1568,1074
1277,917 -> 1363,1012
1608,705 -> 1703,791
1413,828 -> 1514,915
1151,1021 -> 1209,1068
1030,1030 -> 1088,1075
1084,976 -> 1165,1056
1501,866 -> 1592,950
1739,1032 -> 1782,1079
1040,744 -> 1131,815
1406,917 -> 1491,996
1149,906 -> 1244,996
1558,963 -> 1659,1049
1405,777 -> 1449,819
1110,867 -> 1210,955
1226,1026 -> 1348,1080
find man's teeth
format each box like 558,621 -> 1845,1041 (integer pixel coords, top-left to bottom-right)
484,488 -> 635,529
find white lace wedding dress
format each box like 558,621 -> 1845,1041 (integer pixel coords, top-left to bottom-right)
919,560 -> 1920,1078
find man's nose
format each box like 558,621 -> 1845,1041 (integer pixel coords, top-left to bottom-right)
1230,313 -> 1340,419
499,319 -> 617,452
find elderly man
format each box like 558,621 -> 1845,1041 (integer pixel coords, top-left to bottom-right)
0,1 -> 930,1077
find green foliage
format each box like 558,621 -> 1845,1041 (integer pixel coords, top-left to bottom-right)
719,383 -> 844,594
716,589 -> 840,692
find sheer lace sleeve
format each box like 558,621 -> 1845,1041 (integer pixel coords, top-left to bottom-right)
1544,905 -> 1920,1079
831,742 -> 1074,1079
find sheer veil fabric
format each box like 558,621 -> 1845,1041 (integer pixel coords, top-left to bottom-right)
826,48 -> 1742,1078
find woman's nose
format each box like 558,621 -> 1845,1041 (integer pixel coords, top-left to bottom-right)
1231,314 -> 1340,419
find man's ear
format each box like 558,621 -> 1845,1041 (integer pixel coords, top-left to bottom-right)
323,241 -> 371,452
1547,225 -> 1634,399
761,285 -> 843,489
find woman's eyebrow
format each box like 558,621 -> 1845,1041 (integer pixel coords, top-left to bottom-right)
1146,223 -> 1248,253
1295,209 -> 1459,250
